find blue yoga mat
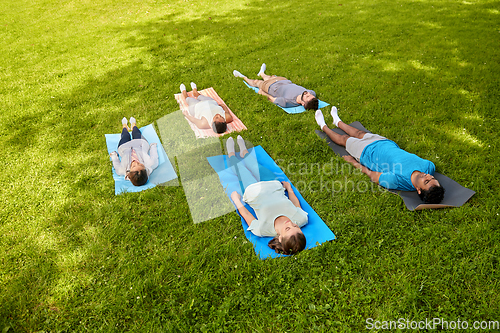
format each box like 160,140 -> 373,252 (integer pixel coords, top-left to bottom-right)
243,81 -> 329,114
207,145 -> 336,259
105,124 -> 177,195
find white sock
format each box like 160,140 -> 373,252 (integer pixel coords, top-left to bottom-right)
330,106 -> 342,127
190,82 -> 197,90
233,70 -> 245,78
237,135 -> 247,153
122,117 -> 128,125
226,137 -> 235,155
315,110 -> 326,130
180,83 -> 186,92
130,117 -> 136,125
258,63 -> 266,76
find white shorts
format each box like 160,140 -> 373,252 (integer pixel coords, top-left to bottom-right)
345,133 -> 387,160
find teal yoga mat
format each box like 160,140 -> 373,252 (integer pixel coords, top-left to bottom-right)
207,145 -> 336,259
243,81 -> 329,114
105,124 -> 178,195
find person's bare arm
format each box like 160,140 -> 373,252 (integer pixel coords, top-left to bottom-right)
282,181 -> 301,208
220,104 -> 233,123
342,155 -> 381,184
257,89 -> 276,103
182,110 -> 210,129
231,192 -> 256,227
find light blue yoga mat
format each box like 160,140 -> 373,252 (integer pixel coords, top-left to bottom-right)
207,145 -> 336,259
105,124 -> 178,195
243,81 -> 329,114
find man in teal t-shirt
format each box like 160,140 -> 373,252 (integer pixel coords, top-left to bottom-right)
315,108 -> 445,204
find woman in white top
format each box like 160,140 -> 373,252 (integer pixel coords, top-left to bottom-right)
180,82 -> 233,133
227,136 -> 308,255
109,117 -> 159,186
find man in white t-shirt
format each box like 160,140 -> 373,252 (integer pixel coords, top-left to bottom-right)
180,82 -> 233,133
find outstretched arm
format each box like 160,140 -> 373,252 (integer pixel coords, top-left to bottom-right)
343,155 -> 381,183
282,181 -> 301,208
231,192 -> 256,227
220,104 -> 233,123
182,110 -> 210,129
257,89 -> 276,103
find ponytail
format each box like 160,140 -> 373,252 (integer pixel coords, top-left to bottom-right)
268,233 -> 306,255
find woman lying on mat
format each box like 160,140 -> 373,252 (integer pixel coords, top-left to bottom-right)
109,117 -> 158,186
180,82 -> 233,134
227,136 -> 308,255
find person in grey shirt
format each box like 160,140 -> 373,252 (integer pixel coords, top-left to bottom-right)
233,63 -> 319,110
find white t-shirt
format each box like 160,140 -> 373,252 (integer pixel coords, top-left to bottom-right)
242,180 -> 308,237
194,100 -> 225,123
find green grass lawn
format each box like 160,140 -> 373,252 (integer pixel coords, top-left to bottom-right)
1,0 -> 499,331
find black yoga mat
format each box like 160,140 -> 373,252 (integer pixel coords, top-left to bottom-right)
315,122 -> 475,210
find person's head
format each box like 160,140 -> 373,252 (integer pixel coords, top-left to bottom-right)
212,114 -> 227,134
415,173 -> 444,203
300,91 -> 319,110
268,219 -> 306,255
126,160 -> 148,186
418,185 -> 445,204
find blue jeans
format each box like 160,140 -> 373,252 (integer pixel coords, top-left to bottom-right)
229,152 -> 277,193
118,126 -> 145,147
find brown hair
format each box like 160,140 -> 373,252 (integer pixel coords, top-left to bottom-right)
128,169 -> 148,186
268,232 -> 306,255
212,120 -> 227,134
303,97 -> 319,110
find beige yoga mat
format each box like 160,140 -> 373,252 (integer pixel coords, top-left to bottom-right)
174,87 -> 247,139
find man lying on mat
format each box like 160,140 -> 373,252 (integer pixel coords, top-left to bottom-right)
109,117 -> 158,186
315,108 -> 445,204
233,63 -> 319,110
227,135 -> 308,255
180,82 -> 233,134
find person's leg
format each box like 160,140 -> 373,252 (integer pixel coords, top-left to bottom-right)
118,127 -> 131,147
129,117 -> 145,141
329,106 -> 367,139
257,63 -> 266,76
337,121 -> 367,139
191,82 -> 201,98
186,97 -> 200,116
226,137 -> 259,191
237,136 -> 276,182
243,77 -> 265,89
180,84 -> 188,101
196,95 -> 216,103
259,73 -> 276,81
315,110 -> 350,146
323,126 -> 350,147
240,151 -> 277,183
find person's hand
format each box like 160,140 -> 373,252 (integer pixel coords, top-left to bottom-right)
257,89 -> 266,96
110,151 -> 118,158
281,181 -> 292,191
230,191 -> 241,204
182,109 -> 189,117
